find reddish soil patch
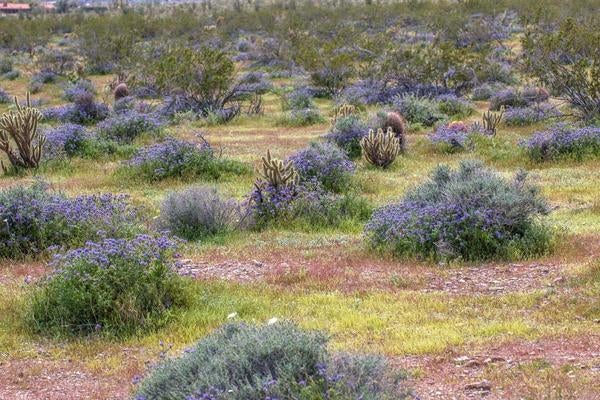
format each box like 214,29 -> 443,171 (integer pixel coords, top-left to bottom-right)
0,261 -> 48,285
181,234 -> 600,295
396,334 -> 600,400
0,359 -> 133,400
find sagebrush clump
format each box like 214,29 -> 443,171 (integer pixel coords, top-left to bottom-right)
158,186 -> 248,240
134,322 -> 410,400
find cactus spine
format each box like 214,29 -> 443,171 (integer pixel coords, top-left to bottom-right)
360,127 -> 400,169
0,92 -> 45,173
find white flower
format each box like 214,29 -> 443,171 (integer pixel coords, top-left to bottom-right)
267,317 -> 279,325
227,312 -> 238,319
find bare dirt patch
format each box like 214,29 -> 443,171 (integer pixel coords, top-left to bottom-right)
0,359 -> 132,400
397,334 -> 600,400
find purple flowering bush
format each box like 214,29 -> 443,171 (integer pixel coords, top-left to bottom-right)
42,123 -> 89,160
249,180 -> 370,230
522,124 -> 600,161
278,89 -> 326,126
158,186 -> 248,240
43,92 -> 110,125
27,234 -> 188,336
365,161 -> 553,261
97,110 -> 163,144
63,79 -> 96,102
125,137 -> 248,181
428,123 -> 472,152
503,103 -> 562,126
288,142 -> 355,193
133,322 -> 409,400
392,94 -> 446,127
325,115 -> 368,159
0,181 -> 139,259
436,94 -> 474,118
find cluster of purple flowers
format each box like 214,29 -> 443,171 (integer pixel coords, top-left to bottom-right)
30,234 -> 186,336
97,110 -> 163,143
365,161 -> 551,261
249,183 -> 297,225
428,123 -> 471,151
0,182 -> 138,258
325,115 -> 368,158
63,79 -> 96,102
435,94 -> 474,117
522,124 -> 600,161
42,123 -> 89,160
288,142 -> 355,193
49,234 -> 179,272
43,92 -> 110,124
504,103 -> 562,126
126,136 -> 246,181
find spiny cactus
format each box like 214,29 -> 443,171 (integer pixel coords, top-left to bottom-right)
0,92 -> 44,173
360,127 -> 400,169
482,108 -> 504,136
330,103 -> 357,126
257,149 -> 299,188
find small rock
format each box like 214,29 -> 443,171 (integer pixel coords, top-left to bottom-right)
464,380 -> 492,391
454,356 -> 471,364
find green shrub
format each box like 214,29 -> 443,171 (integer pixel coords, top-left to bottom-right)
27,234 -> 188,337
134,322 -> 409,400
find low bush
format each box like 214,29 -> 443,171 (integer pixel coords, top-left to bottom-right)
522,124 -> 600,161
134,322 -> 409,400
288,141 -> 355,193
0,181 -> 138,259
249,180 -> 370,230
393,94 -> 446,127
428,123 -> 472,152
42,123 -> 89,160
43,92 -> 109,124
325,115 -> 368,159
97,110 -> 163,143
63,79 -> 96,102
1,70 -> 19,80
436,94 -> 474,118
125,137 -> 248,181
27,234 -> 188,336
503,103 -> 562,126
158,186 -> 248,240
365,160 -> 553,261
278,89 -> 326,126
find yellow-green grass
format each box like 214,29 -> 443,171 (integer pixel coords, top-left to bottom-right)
0,275 -> 597,367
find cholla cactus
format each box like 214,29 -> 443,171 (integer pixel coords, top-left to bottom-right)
0,92 -> 44,173
482,108 -> 504,136
257,149 -> 299,188
330,103 -> 357,126
360,127 -> 400,168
